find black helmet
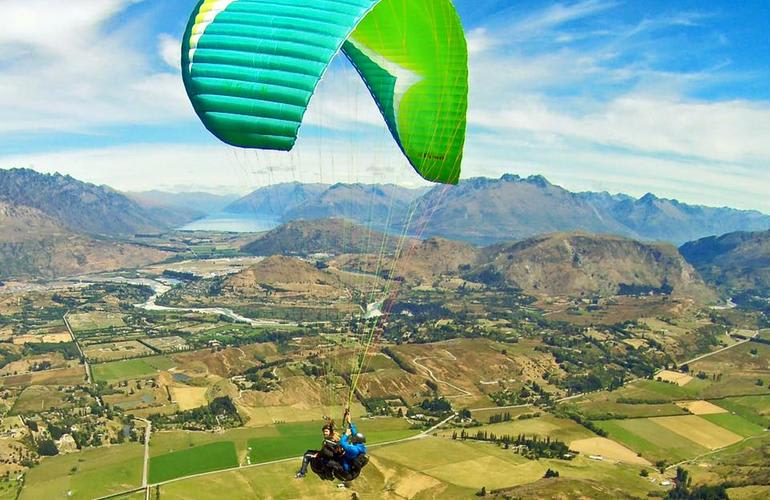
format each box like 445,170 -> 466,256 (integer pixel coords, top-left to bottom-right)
353,432 -> 366,444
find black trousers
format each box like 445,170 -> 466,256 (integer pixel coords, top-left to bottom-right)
299,450 -> 318,474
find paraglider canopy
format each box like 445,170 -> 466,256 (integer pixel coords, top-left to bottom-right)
182,0 -> 468,184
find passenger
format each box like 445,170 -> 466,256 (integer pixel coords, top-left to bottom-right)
295,420 -> 340,479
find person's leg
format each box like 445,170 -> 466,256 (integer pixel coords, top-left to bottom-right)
296,450 -> 317,477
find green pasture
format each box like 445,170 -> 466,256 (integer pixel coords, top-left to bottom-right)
0,479 -> 20,500
92,355 -> 174,382
701,413 -> 766,438
149,417 -> 417,484
595,418 -> 708,463
574,399 -> 688,419
247,418 -> 417,464
150,427 -> 268,458
717,395 -> 770,427
20,443 -> 143,500
619,379 -> 700,401
149,441 -> 238,484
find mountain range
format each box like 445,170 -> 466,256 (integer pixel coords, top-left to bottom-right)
224,175 -> 770,246
0,168 -> 198,236
224,182 -> 426,229
0,168 -> 193,278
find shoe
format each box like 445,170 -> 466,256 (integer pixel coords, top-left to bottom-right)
295,472 -> 306,479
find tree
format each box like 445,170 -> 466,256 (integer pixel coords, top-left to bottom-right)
477,486 -> 486,497
640,469 -> 649,477
37,440 -> 59,456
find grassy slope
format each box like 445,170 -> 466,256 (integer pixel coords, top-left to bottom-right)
149,441 -> 239,484
20,443 -> 143,500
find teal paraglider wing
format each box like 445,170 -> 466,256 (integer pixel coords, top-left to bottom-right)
182,0 -> 468,184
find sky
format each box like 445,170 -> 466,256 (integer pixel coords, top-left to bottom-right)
0,0 -> 768,212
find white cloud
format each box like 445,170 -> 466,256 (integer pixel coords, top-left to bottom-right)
0,0 -> 191,135
158,33 -> 181,70
471,94 -> 770,163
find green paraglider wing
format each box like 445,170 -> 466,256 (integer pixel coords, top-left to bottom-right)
182,0 -> 468,184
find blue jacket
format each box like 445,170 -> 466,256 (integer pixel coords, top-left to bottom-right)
339,423 -> 367,471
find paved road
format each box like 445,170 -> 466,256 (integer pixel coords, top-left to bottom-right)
678,330 -> 759,367
63,311 -> 92,384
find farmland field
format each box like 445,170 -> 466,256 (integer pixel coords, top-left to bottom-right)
372,437 -> 660,496
717,395 -> 770,426
651,415 -> 743,450
248,418 -> 417,464
675,400 -> 727,415
569,437 -> 651,465
595,418 -> 708,463
149,417 -> 414,462
0,366 -> 86,388
443,414 -> 595,444
689,342 -> 770,398
149,441 -> 239,484
92,355 -> 174,382
657,369 -> 694,386
83,340 -> 154,362
67,311 -> 125,332
700,413 -> 766,438
159,455 -> 474,499
170,386 -> 208,411
573,398 -> 688,419
20,443 -> 143,500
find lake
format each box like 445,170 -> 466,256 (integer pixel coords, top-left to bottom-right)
179,213 -> 280,233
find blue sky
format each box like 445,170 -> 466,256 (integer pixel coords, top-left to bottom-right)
0,0 -> 768,212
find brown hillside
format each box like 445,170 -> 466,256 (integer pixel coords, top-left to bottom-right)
331,238 -> 480,284
242,218 -> 405,256
0,201 -> 172,279
470,232 -> 715,301
223,256 -> 346,298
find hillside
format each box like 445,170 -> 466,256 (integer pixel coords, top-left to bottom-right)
417,175 -> 770,245
467,232 -> 715,300
0,201 -> 172,279
242,218 -> 400,256
222,255 -> 344,295
680,230 -> 770,291
331,237 -> 480,284
0,168 -> 195,235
